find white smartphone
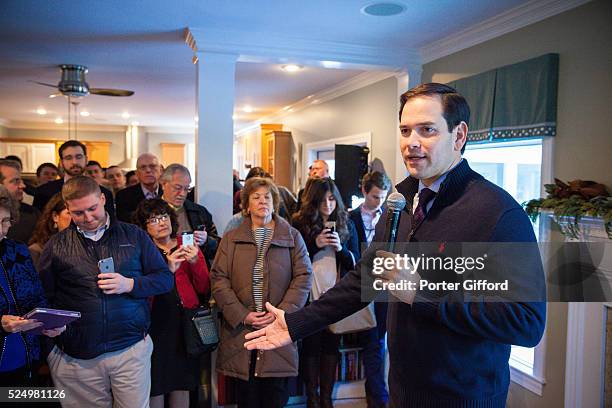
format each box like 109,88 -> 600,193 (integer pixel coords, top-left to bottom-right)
182,233 -> 194,247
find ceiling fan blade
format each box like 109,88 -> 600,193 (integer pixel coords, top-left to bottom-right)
29,80 -> 59,89
90,88 -> 134,97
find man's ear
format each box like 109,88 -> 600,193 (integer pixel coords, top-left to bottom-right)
100,192 -> 106,206
454,121 -> 468,152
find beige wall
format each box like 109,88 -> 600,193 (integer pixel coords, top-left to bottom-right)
281,76 -> 399,187
422,1 -> 612,406
423,0 -> 612,189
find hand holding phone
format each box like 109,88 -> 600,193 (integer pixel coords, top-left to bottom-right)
182,233 -> 194,247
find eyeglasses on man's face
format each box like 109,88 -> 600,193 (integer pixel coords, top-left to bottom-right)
147,214 -> 169,225
170,184 -> 193,194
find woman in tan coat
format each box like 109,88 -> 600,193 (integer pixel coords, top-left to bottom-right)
211,177 -> 312,408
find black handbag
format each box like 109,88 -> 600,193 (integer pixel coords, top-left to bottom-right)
173,281 -> 218,356
181,306 -> 219,356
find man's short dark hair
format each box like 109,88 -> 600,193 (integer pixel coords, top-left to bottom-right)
36,162 -> 59,177
87,160 -> 103,169
58,140 -> 87,159
399,83 -> 470,154
4,155 -> 22,167
0,159 -> 21,184
362,171 -> 391,194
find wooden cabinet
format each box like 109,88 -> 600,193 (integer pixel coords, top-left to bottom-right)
260,124 -> 293,190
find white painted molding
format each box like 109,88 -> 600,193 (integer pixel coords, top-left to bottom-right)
185,27 -> 421,70
235,71 -> 401,136
420,0 -> 593,63
510,366 -> 546,396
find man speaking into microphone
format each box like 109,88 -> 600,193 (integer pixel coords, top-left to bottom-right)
243,83 -> 546,407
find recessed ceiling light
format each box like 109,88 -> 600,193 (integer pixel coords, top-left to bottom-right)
288,108 -> 294,112
232,115 -> 237,120
243,105 -> 253,113
48,94 -> 58,99
306,95 -> 314,99
54,117 -> 63,124
80,111 -> 90,117
282,106 -> 291,111
281,64 -> 303,73
311,99 -> 320,104
36,108 -> 47,115
362,2 -> 406,16
321,61 -> 342,69
194,116 -> 199,122
121,112 -> 130,119
132,121 -> 139,126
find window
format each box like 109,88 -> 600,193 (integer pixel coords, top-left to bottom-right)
464,138 -> 550,395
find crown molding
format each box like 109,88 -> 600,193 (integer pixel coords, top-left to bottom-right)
186,27 -> 421,70
235,70 -> 402,136
144,126 -> 195,135
420,0 -> 593,63
4,120 -> 127,132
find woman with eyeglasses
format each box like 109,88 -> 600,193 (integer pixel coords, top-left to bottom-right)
0,186 -> 64,386
133,198 -> 210,408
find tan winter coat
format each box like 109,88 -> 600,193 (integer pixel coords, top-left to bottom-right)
211,214 -> 312,380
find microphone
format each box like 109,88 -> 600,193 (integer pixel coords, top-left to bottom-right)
383,192 -> 407,252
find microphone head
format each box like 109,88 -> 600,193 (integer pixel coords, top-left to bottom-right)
386,192 -> 406,212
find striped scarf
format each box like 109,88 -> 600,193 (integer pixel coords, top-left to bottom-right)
251,227 -> 273,312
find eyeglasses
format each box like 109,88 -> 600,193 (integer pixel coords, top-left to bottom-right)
170,184 -> 193,194
147,214 -> 169,225
137,164 -> 160,171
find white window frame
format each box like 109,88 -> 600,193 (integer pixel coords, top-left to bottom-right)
465,136 -> 554,396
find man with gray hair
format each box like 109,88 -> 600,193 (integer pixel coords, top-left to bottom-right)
115,153 -> 163,222
160,164 -> 219,265
0,159 -> 40,243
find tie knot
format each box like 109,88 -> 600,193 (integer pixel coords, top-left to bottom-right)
418,188 -> 436,208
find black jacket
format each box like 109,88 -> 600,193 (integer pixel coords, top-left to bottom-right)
292,217 -> 359,280
34,179 -> 115,217
39,220 -> 174,359
183,199 -> 220,264
348,206 -> 367,258
7,203 -> 40,245
115,183 -> 162,223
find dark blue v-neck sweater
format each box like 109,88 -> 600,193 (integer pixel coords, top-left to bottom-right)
286,160 -> 546,407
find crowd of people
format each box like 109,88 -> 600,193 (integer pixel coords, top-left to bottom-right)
0,83 -> 545,408
0,136 -> 392,408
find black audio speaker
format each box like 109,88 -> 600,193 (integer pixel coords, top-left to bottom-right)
334,144 -> 370,207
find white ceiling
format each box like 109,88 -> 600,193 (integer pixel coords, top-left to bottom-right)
0,0 -> 585,132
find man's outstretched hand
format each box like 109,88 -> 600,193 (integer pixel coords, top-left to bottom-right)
244,302 -> 292,350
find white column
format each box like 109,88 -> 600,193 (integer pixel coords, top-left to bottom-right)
195,51 -> 238,233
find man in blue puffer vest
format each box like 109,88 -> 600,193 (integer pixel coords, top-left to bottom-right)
39,176 -> 174,408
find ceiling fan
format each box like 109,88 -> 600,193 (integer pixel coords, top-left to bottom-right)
31,64 -> 134,97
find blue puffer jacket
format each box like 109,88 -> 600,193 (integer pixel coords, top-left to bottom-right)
0,239 -> 48,368
39,220 -> 174,359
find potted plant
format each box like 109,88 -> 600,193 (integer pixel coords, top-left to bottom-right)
523,179 -> 611,240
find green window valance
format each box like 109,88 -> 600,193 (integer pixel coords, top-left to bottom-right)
448,53 -> 559,142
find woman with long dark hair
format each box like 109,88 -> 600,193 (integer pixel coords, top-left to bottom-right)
292,177 -> 359,408
28,193 -> 72,270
